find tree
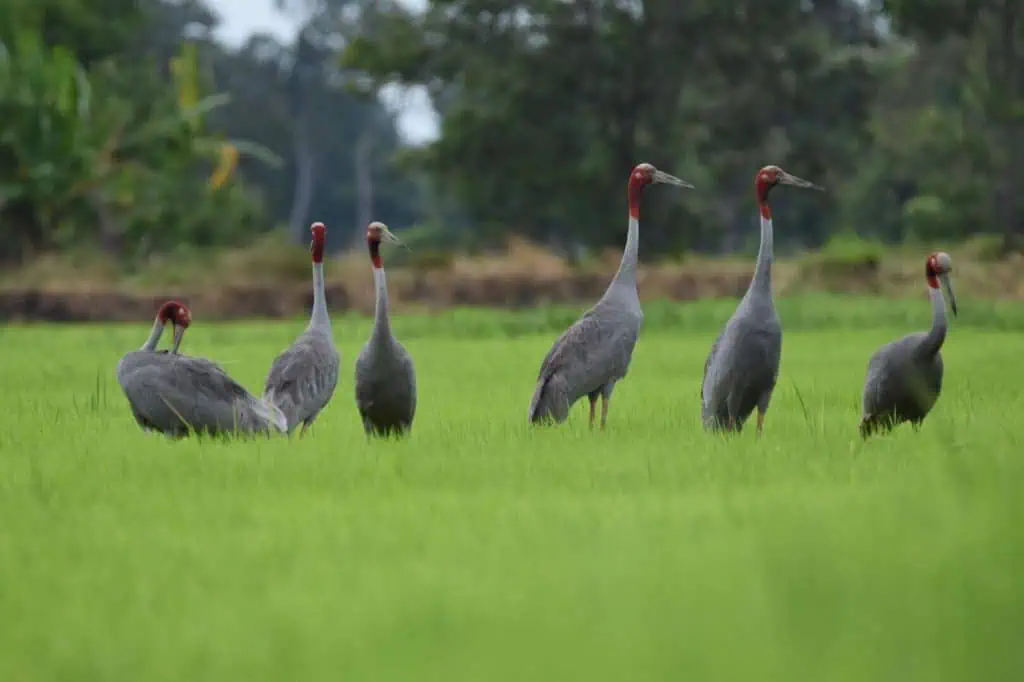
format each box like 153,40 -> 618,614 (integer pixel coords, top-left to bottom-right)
0,0 -> 425,263
342,0 -> 885,257
882,0 -> 1023,249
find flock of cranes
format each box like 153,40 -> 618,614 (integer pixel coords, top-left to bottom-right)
116,220 -> 416,439
116,163 -> 957,441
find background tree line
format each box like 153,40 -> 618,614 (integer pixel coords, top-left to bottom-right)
1,0 -> 1021,268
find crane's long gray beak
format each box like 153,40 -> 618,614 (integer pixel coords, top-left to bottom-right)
779,171 -> 824,191
171,324 -> 186,354
940,273 -> 957,316
653,170 -> 694,188
381,228 -> 409,250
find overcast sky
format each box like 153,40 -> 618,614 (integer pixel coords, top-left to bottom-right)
208,0 -> 438,144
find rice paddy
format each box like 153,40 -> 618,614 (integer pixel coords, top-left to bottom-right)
1,295 -> 1022,681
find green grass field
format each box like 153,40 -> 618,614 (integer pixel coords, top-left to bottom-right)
1,296 -> 1023,681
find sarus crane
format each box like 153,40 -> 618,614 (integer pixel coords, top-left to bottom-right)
264,221 -> 341,436
859,251 -> 957,438
528,162 -> 693,429
701,165 -> 823,435
354,221 -> 417,438
117,301 -> 287,438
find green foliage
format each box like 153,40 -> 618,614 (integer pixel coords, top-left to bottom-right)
873,0 -> 1024,249
4,0 -> 1022,267
341,0 -> 1024,256
0,0 -> 421,265
799,232 -> 887,287
343,0 -> 884,254
0,22 -> 280,262
959,233 -> 1005,262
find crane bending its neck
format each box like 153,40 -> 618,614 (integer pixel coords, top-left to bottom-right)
141,316 -> 166,351
368,237 -> 391,339
749,179 -> 775,295
142,302 -> 182,351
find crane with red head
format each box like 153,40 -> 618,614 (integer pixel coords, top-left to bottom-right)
700,165 -> 824,435
528,162 -> 693,429
263,221 -> 341,436
116,301 -> 287,438
354,221 -> 417,438
860,251 -> 958,437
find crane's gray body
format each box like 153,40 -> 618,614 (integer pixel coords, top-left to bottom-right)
529,222 -> 642,424
701,293 -> 781,431
860,332 -> 943,434
264,255 -> 339,434
117,350 -> 287,437
860,286 -> 950,436
264,324 -> 340,433
701,215 -> 780,432
355,268 -> 417,437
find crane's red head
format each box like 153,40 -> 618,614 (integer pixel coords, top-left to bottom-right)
755,165 -> 823,219
925,251 -> 953,286
310,222 -> 326,264
925,251 -> 957,315
157,300 -> 191,352
365,221 -> 404,269
157,300 -> 191,328
627,162 -> 693,219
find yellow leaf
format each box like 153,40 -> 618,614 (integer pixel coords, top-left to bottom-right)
208,143 -> 239,191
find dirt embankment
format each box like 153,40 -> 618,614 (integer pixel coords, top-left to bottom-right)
2,242 -> 1022,322
0,271 -> 748,321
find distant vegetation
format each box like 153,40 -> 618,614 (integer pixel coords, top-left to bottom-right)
1,0 -> 1021,269
2,233 -> 1024,323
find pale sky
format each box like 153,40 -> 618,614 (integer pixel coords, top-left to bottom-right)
208,0 -> 439,145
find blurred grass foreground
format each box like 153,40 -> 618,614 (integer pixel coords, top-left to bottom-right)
2,312 -> 1023,681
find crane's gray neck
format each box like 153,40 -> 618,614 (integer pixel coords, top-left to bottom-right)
370,266 -> 391,341
747,214 -> 773,297
920,286 -> 948,356
141,318 -> 164,351
602,216 -> 639,303
309,262 -> 330,329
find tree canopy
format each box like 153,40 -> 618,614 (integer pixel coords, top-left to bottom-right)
0,0 -> 417,263
343,0 -> 1022,255
1,0 -> 1020,265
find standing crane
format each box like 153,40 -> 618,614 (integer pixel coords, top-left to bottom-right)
528,162 -> 693,429
354,221 -> 417,438
263,221 -> 340,436
859,251 -> 957,438
701,165 -> 823,435
117,301 -> 287,437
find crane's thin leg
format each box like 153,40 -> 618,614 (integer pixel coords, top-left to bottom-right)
587,394 -> 598,430
600,394 -> 611,430
756,409 -> 766,437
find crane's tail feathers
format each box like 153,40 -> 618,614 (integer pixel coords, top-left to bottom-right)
258,400 -> 289,433
859,414 -> 885,440
262,389 -> 296,433
527,381 -> 547,423
528,376 -> 569,425
701,401 -> 738,433
859,413 -> 897,439
701,412 -> 742,434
